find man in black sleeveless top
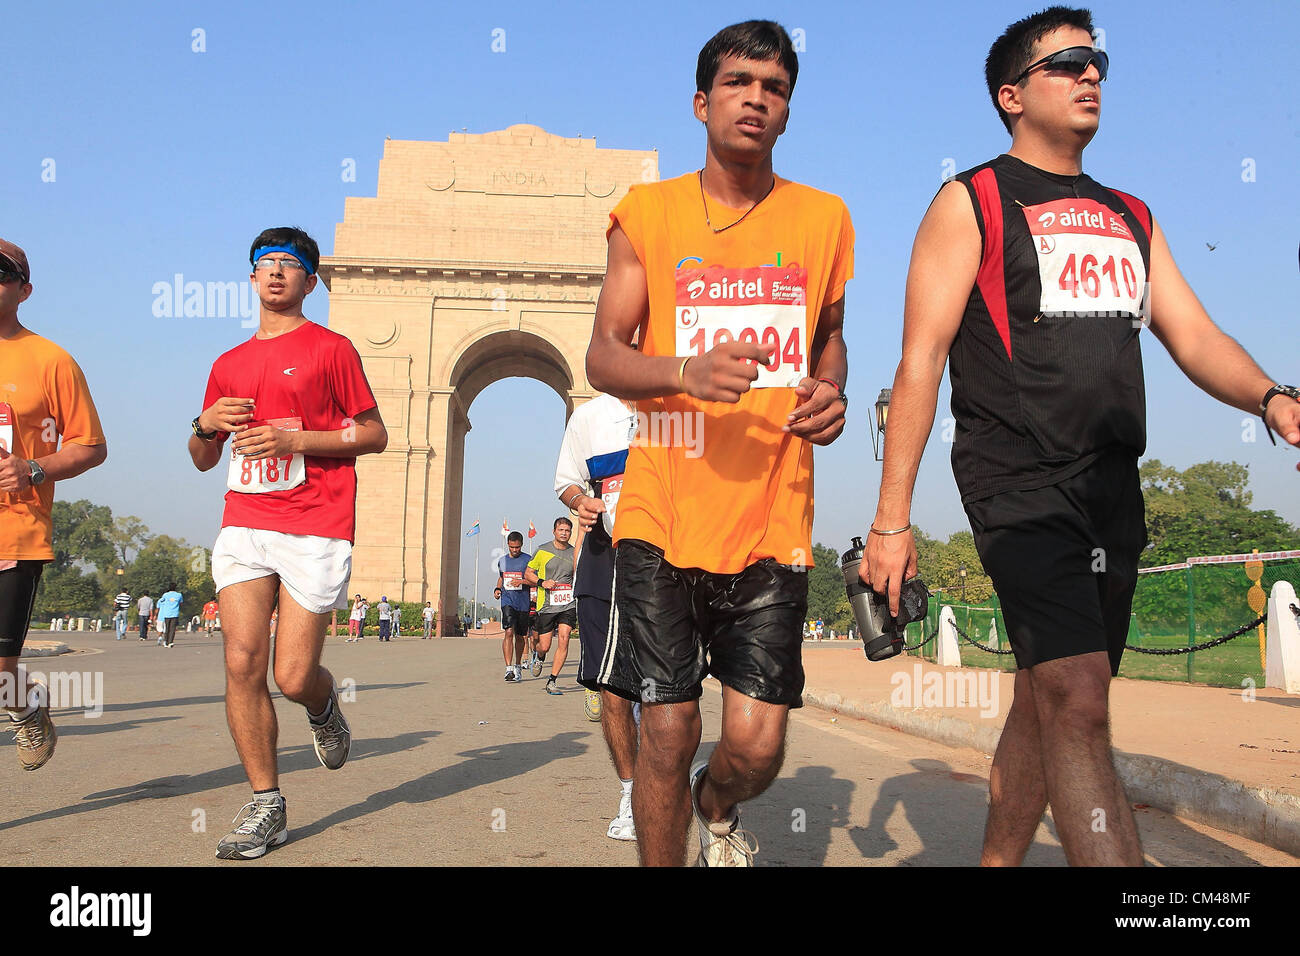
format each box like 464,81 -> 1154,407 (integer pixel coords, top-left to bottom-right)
862,6 -> 1300,866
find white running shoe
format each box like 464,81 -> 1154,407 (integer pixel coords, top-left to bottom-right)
690,761 -> 758,867
607,790 -> 636,841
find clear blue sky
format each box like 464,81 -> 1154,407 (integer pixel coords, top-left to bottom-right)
2,1 -> 1296,601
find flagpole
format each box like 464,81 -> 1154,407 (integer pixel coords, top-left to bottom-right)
473,526 -> 480,632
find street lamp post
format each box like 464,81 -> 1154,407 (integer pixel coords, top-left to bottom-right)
871,388 -> 891,462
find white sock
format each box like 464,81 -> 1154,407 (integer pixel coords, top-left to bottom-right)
620,778 -> 633,796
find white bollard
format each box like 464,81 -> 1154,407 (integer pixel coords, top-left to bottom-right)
936,606 -> 962,666
1265,581 -> 1300,694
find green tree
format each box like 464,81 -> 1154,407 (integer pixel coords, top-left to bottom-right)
32,565 -> 103,619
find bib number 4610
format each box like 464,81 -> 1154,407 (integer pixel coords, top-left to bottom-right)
1058,253 -> 1139,300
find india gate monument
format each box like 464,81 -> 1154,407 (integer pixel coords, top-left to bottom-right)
319,125 -> 658,633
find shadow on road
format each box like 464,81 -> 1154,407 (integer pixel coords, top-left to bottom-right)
85,682 -> 426,716
290,730 -> 591,844
0,729 -> 442,834
751,765 -> 855,866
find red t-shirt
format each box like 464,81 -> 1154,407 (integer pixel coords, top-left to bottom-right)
202,321 -> 377,542
203,601 -> 218,619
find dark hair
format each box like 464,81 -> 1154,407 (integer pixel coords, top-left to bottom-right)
553,517 -> 573,530
507,531 -> 523,544
985,6 -> 1095,133
249,226 -> 320,273
697,20 -> 798,96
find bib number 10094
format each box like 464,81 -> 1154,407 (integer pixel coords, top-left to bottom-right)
227,416 -> 306,494
675,264 -> 809,388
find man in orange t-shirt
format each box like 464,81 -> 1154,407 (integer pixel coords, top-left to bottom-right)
586,20 -> 853,866
0,238 -> 108,770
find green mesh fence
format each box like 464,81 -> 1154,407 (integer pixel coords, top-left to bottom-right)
901,555 -> 1299,688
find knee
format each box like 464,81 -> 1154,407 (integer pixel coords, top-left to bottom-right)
1031,673 -> 1110,735
718,734 -> 784,777
274,666 -> 314,703
639,708 -> 701,773
225,650 -> 266,687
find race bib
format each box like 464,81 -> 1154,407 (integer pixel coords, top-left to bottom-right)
1024,199 -> 1147,321
227,416 -> 306,494
548,585 -> 574,606
0,402 -> 13,456
597,473 -> 623,529
502,571 -> 524,591
675,265 -> 808,387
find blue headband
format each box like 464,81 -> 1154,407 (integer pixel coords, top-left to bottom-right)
252,245 -> 315,275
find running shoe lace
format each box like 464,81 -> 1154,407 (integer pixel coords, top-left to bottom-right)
231,801 -> 280,836
12,712 -> 45,749
707,825 -> 760,867
314,715 -> 344,752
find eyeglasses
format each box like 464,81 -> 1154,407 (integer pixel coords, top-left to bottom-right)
1014,45 -> 1108,84
253,256 -> 307,272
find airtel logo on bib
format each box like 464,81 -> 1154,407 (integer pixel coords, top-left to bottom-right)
694,277 -> 767,300
1037,208 -> 1106,230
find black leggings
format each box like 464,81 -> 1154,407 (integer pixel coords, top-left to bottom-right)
0,561 -> 46,658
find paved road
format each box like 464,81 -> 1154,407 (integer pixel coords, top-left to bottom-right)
2,635 -> 1290,866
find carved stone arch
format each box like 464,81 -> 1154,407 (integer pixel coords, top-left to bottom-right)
319,127 -> 657,633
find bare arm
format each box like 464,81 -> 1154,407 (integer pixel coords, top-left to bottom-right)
586,224 -> 772,402
864,181 -> 980,613
1146,218 -> 1300,449
0,440 -> 107,492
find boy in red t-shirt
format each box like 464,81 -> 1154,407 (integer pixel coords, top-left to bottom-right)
188,227 -> 387,860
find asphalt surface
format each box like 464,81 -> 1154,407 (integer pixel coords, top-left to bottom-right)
2,634 -> 1292,866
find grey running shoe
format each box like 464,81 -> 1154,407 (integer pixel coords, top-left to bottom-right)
690,761 -> 759,867
309,684 -> 351,770
215,797 -> 288,860
545,677 -> 561,696
504,667 -> 516,682
11,697 -> 56,771
531,653 -> 544,678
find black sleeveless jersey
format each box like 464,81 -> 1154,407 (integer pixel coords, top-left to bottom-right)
948,154 -> 1152,503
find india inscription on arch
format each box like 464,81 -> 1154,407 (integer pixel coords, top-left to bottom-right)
319,125 -> 658,633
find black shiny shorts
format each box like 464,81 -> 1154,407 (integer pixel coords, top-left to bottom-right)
601,539 -> 807,707
0,561 -> 45,658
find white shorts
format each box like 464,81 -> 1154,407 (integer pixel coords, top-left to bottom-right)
211,527 -> 352,615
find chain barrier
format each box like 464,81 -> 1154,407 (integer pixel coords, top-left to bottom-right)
1123,613 -> 1266,655
950,620 -> 1016,655
901,620 -> 939,652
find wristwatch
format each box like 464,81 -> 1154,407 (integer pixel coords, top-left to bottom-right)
27,459 -> 46,486
1260,384 -> 1299,446
192,416 -> 219,441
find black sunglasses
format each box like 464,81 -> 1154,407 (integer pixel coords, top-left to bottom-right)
1014,45 -> 1108,84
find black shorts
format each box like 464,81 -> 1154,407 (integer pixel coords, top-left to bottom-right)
964,450 -> 1147,676
577,595 -> 612,691
602,539 -> 808,707
535,605 -> 576,635
500,604 -> 531,634
0,561 -> 46,658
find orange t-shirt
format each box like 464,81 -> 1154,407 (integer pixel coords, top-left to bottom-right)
0,328 -> 106,560
609,173 -> 854,574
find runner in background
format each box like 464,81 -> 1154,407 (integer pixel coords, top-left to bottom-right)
114,588 -> 132,640
585,21 -> 853,865
524,519 -> 577,696
0,237 -> 108,770
554,392 -> 640,841
494,532 -> 532,681
203,597 -> 220,635
188,226 -> 387,860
